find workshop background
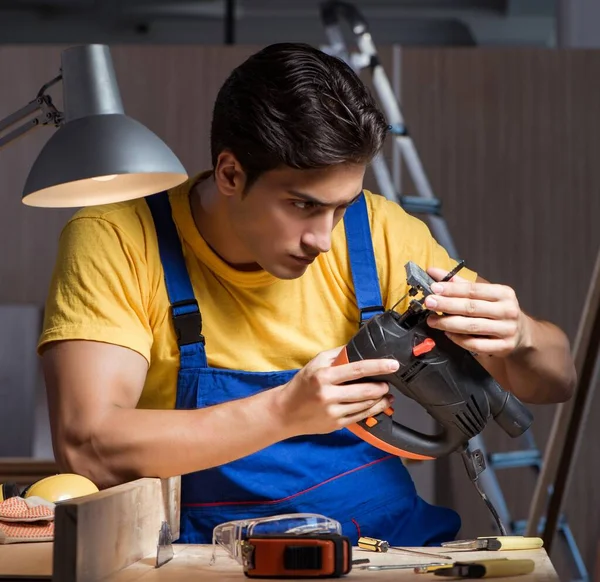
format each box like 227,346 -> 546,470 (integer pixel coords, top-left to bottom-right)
0,1 -> 598,581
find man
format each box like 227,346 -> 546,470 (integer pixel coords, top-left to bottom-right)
38,43 -> 575,545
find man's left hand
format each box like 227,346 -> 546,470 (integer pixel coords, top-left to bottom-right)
424,267 -> 531,358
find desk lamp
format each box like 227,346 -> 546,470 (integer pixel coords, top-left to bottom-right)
0,44 -> 188,208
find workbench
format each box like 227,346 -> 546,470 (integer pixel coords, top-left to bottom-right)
0,542 -> 559,580
0,477 -> 560,581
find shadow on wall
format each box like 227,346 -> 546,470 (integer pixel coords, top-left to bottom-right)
0,304 -> 53,460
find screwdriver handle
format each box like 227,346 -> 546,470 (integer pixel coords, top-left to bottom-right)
479,536 -> 544,551
480,558 -> 536,577
434,559 -> 536,578
358,536 -> 389,552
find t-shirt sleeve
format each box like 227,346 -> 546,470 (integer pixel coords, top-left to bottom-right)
367,193 -> 478,310
38,215 -> 154,363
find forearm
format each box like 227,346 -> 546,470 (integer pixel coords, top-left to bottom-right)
61,386 -> 291,489
479,315 -> 576,404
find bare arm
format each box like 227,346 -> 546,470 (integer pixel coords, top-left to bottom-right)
42,340 -> 398,489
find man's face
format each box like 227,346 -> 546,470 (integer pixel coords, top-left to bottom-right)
223,161 -> 366,279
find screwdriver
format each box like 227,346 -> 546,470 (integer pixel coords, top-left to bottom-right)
357,536 -> 454,561
442,536 -> 544,551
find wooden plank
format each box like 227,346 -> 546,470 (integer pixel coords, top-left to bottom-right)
0,542 -> 52,579
526,248 -> 600,544
53,477 -> 180,582
107,545 -> 560,581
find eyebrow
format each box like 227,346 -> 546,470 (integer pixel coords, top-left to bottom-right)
287,189 -> 362,208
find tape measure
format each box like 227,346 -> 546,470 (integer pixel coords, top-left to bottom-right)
242,533 -> 352,578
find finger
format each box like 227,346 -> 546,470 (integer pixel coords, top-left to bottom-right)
425,280 -> 511,302
326,357 -> 399,385
339,395 -> 394,426
428,315 -> 517,338
427,266 -> 470,284
328,381 -> 390,403
424,296 -> 513,320
445,332 -> 515,355
330,393 -> 393,418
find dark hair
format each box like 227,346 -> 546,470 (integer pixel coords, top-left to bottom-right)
210,42 -> 388,190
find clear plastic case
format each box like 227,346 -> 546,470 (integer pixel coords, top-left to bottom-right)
211,513 -> 342,566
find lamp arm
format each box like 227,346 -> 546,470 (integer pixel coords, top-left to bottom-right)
0,74 -> 64,150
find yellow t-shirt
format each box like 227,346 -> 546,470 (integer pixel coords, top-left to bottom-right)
38,174 -> 476,410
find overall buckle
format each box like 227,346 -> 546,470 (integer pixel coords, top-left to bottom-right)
171,299 -> 205,346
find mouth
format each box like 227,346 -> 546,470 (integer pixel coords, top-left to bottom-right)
290,254 -> 317,265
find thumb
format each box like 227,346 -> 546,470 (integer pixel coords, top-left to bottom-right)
427,266 -> 468,283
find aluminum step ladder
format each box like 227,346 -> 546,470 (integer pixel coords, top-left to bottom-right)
318,3 -> 587,580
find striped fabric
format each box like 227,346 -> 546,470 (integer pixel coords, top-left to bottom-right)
0,496 -> 55,544
0,520 -> 54,544
0,496 -> 55,522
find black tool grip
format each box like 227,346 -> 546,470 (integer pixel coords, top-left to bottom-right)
339,310 -> 533,459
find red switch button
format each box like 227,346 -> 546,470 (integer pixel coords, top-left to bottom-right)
412,338 -> 436,357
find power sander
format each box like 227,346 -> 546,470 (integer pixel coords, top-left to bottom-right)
334,261 -> 533,535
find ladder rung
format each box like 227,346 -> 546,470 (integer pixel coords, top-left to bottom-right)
400,195 -> 442,215
488,450 -> 542,469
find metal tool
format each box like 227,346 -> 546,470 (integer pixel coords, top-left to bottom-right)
358,536 -> 453,561
461,447 -> 508,536
334,261 -> 534,461
333,261 -> 533,534
155,520 -> 174,568
416,562 -> 468,574
442,536 -> 544,551
390,260 -> 465,312
356,562 -> 453,571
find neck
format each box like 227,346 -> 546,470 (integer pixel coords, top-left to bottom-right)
190,176 -> 261,271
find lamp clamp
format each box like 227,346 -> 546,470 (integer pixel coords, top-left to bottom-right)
0,74 -> 64,150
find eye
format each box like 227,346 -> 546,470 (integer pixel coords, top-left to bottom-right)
292,200 -> 318,211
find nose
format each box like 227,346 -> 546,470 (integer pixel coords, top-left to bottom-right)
301,214 -> 334,254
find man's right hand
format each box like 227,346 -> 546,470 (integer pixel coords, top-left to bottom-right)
273,347 -> 399,437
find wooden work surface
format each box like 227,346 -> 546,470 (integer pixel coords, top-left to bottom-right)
0,542 -> 52,579
109,546 -> 558,581
0,543 -> 559,581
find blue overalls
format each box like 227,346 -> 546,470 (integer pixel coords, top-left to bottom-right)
146,191 -> 460,546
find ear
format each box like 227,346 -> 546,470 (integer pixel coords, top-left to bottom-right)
214,150 -> 247,198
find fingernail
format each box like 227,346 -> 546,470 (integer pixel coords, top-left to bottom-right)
431,283 -> 444,293
386,359 -> 399,370
425,296 -> 437,308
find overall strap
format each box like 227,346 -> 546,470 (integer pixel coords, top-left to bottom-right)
146,191 -> 208,369
343,193 -> 385,325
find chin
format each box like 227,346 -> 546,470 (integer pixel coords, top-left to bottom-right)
266,262 -> 308,280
